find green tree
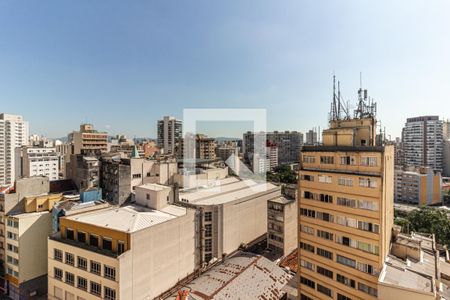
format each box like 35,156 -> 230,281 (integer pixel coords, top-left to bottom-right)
405,207 -> 450,246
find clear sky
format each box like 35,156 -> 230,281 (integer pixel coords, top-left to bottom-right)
1,1 -> 449,139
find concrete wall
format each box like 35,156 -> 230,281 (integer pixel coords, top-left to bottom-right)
283,201 -> 298,256
378,283 -> 434,300
221,189 -> 279,256
119,208 -> 196,299
18,212 -> 52,283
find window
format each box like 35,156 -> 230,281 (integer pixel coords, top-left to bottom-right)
317,284 -> 333,297
319,193 -> 333,203
303,156 -> 315,163
146,194 -> 150,200
300,242 -> 315,253
7,231 -> 18,240
205,224 -> 212,237
336,255 -> 356,268
132,173 -> 141,179
205,239 -> 212,252
102,238 -> 112,251
77,276 -> 87,291
90,234 -> 99,247
7,219 -> 18,228
361,156 -> 377,166
66,228 -> 74,240
338,177 -> 353,186
301,294 -> 313,300
77,256 -> 87,270
7,255 -> 18,265
104,287 -> 116,300
205,253 -> 213,262
340,156 -> 355,165
318,175 -> 332,183
54,267 -> 63,281
300,225 -> 314,235
118,241 -> 125,255
317,230 -> 333,241
317,211 -> 333,222
338,294 -> 352,300
77,231 -> 86,243
204,212 -> 212,222
91,261 -> 101,275
65,272 -> 75,285
356,262 -> 378,276
337,274 -> 355,288
104,265 -> 116,281
359,178 -> 377,188
317,266 -> 333,279
54,249 -> 63,261
320,156 -> 334,164
358,282 -> 378,297
7,243 -> 18,253
358,221 -> 379,233
90,281 -> 101,297
300,259 -> 314,271
301,174 -> 314,181
317,248 -> 333,260
300,208 -> 315,218
336,216 -> 357,228
300,276 -> 315,289
65,252 -> 74,266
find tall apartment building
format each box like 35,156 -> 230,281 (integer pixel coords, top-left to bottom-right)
18,147 -> 59,181
48,183 -> 196,300
157,116 -> 182,155
443,120 -> 450,177
394,166 -> 441,205
252,142 -> 279,173
69,124 -> 108,156
195,134 -> 216,160
0,114 -> 29,186
305,129 -> 318,145
402,116 -> 443,171
298,88 -> 394,299
243,131 -> 303,165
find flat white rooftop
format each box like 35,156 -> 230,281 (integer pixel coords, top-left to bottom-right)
179,177 -> 279,206
137,183 -> 171,191
65,204 -> 186,233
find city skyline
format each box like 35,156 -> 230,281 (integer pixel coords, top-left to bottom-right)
1,1 -> 450,138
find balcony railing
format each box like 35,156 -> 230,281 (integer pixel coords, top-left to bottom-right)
49,233 -> 120,258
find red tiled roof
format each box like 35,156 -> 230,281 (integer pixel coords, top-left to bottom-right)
279,250 -> 298,273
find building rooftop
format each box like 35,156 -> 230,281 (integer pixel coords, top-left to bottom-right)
9,210 -> 50,219
64,204 -> 186,233
302,145 -> 385,153
138,183 -> 171,192
179,178 -> 279,206
279,250 -> 298,273
269,197 -> 295,205
168,251 -> 292,300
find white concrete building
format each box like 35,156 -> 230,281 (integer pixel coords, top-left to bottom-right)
402,116 -> 443,171
20,147 -> 59,181
178,177 -> 281,264
0,113 -> 29,186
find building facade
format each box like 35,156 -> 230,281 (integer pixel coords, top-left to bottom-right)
0,114 -> 29,186
267,197 -> 297,256
47,184 -> 196,300
19,147 -> 59,181
394,166 -> 441,205
157,116 -> 182,155
402,116 -> 443,171
305,129 -> 318,146
243,131 -> 303,166
298,116 -> 394,300
69,124 -> 108,156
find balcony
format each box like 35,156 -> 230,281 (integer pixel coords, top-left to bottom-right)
49,233 -> 120,258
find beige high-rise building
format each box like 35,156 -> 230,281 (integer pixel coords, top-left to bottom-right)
298,108 -> 394,299
69,124 -> 108,156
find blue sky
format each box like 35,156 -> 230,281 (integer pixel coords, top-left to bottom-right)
1,1 -> 449,139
